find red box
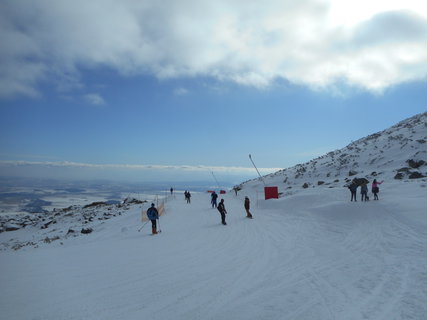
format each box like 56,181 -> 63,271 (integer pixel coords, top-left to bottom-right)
264,186 -> 279,200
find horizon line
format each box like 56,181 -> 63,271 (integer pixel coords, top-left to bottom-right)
0,160 -> 283,175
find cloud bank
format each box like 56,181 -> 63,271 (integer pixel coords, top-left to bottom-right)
1,0 -> 427,98
0,160 -> 280,183
0,160 -> 279,173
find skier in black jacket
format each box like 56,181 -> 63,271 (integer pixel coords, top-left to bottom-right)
244,196 -> 253,218
217,199 -> 227,225
211,191 -> 218,208
348,182 -> 358,202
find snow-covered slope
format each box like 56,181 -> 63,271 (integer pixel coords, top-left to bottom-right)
237,111 -> 427,193
1,186 -> 427,320
1,112 -> 427,320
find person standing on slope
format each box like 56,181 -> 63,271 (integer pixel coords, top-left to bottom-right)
217,199 -> 227,225
186,191 -> 191,203
244,196 -> 253,218
211,191 -> 218,208
360,182 -> 369,201
371,179 -> 383,200
147,203 -> 159,235
348,182 -> 358,202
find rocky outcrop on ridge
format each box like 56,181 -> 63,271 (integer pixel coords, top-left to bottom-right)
0,199 -> 144,251
238,112 -> 427,193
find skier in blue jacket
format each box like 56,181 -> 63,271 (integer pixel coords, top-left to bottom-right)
147,203 -> 159,235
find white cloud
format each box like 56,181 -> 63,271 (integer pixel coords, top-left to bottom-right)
0,160 -> 279,174
84,93 -> 105,105
0,160 -> 280,183
173,87 -> 189,96
1,0 -> 427,98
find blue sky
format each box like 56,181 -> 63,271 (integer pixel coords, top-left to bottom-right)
1,0 -> 426,185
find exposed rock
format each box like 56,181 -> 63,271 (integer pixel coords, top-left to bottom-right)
81,228 -> 93,234
5,223 -> 21,231
409,172 -> 425,179
348,170 -> 358,176
317,181 -> 325,185
83,201 -> 108,208
41,220 -> 54,229
302,183 -> 309,189
394,173 -> 404,180
43,236 -> 60,243
407,159 -> 426,169
123,198 -> 145,205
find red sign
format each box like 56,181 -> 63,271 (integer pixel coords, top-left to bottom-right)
264,186 -> 279,200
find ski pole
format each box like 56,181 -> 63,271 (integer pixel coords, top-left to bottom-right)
138,221 -> 149,232
157,218 -> 161,233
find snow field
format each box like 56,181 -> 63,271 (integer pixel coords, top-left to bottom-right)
1,183 -> 427,320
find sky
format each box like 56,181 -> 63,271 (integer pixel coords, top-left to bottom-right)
0,0 -> 427,185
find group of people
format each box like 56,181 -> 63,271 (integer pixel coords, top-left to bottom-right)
184,191 -> 191,203
145,193 -> 253,235
348,179 -> 384,202
216,195 -> 253,225
147,179 -> 385,235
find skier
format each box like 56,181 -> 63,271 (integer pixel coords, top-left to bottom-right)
146,203 -> 159,235
170,187 -> 173,195
186,191 -> 191,203
360,183 -> 369,201
371,179 -> 383,200
348,182 -> 358,202
211,191 -> 218,208
244,196 -> 253,218
217,199 -> 227,225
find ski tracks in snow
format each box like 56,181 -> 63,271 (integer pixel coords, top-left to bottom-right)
2,189 -> 426,320
184,190 -> 427,320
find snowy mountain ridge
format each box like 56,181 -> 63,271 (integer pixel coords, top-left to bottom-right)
238,111 -> 427,193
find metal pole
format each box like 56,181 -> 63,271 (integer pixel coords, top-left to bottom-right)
211,171 -> 221,189
249,154 -> 266,186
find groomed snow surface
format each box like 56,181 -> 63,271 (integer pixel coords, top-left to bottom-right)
1,183 -> 427,320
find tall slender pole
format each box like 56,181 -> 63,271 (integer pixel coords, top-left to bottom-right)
249,154 -> 266,186
211,171 -> 221,189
